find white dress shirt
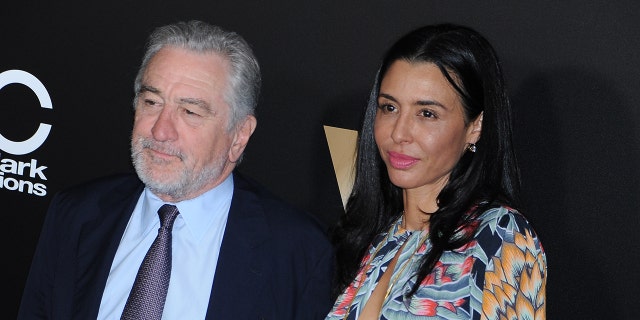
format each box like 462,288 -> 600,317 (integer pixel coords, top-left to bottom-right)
97,175 -> 233,319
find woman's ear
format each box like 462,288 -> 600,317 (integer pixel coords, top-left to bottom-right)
467,112 -> 483,143
473,112 -> 483,133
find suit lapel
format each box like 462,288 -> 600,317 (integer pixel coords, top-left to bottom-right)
206,174 -> 271,319
73,176 -> 144,319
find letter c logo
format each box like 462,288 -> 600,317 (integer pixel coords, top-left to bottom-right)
0,70 -> 52,155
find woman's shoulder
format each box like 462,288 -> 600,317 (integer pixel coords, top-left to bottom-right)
470,207 -> 547,319
476,206 -> 540,239
472,206 -> 546,264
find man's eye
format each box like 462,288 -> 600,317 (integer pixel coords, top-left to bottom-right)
184,108 -> 201,117
144,99 -> 159,106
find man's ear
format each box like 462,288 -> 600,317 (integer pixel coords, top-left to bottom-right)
229,115 -> 257,163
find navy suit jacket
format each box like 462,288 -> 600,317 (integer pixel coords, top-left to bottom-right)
18,172 -> 334,319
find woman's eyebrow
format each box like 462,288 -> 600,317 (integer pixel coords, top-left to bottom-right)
379,93 -> 398,102
416,99 -> 445,109
380,92 -> 446,109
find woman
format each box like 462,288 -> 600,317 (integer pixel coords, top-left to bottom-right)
326,24 -> 546,319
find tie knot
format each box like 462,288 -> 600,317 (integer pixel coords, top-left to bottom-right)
158,204 -> 180,229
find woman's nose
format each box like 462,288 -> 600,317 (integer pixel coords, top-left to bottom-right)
390,114 -> 413,144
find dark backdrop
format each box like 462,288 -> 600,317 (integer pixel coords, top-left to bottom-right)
2,1 -> 639,319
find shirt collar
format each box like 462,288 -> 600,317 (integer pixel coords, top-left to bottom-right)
142,174 -> 234,241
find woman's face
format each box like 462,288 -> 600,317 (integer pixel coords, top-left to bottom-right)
374,60 -> 481,194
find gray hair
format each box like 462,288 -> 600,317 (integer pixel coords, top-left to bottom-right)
134,20 -> 261,131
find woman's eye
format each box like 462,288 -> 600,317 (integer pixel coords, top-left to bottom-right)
378,103 -> 396,113
419,109 -> 436,118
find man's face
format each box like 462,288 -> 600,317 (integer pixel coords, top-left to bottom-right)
131,47 -> 254,202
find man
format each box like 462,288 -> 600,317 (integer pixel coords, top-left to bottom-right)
18,20 -> 334,319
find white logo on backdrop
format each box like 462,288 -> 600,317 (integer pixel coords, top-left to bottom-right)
0,69 -> 52,155
0,69 -> 50,196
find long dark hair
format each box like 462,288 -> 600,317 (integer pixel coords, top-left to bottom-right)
331,23 -> 521,298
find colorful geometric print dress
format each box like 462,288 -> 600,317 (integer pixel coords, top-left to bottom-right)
325,206 -> 547,320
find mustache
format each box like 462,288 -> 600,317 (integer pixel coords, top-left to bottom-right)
136,137 -> 184,160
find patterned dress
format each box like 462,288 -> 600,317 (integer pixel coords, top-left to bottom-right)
325,207 -> 546,319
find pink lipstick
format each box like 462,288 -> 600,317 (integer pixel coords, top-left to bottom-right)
388,151 -> 419,169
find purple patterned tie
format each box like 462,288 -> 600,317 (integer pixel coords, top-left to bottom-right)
121,204 -> 180,320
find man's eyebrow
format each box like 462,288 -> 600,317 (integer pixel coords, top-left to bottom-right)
138,84 -> 160,94
178,97 -> 211,111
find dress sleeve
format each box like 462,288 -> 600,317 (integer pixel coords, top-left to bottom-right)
471,208 -> 547,320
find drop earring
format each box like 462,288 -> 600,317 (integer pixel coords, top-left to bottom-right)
467,143 -> 477,153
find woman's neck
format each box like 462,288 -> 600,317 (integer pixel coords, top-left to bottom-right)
402,184 -> 441,231
401,210 -> 430,231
